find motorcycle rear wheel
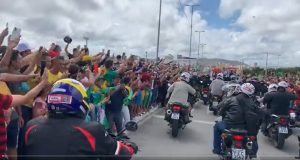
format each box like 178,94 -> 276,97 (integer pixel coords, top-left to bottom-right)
171,119 -> 179,137
274,133 -> 285,149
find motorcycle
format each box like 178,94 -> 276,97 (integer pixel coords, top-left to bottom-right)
221,128 -> 257,160
264,114 -> 294,149
109,121 -> 139,153
209,95 -> 222,115
165,103 -> 189,137
201,87 -> 209,105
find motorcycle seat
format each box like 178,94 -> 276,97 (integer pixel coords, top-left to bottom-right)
271,114 -> 289,118
224,128 -> 248,134
169,102 -> 187,107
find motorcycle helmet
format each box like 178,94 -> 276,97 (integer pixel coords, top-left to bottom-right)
278,81 -> 289,88
268,83 -> 278,92
217,73 -> 224,80
64,36 -> 72,44
227,84 -> 241,97
180,72 -> 191,83
241,83 -> 255,95
230,75 -> 237,81
47,78 -> 91,118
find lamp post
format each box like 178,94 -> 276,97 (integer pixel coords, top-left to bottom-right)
83,37 -> 89,47
200,43 -> 206,58
156,0 -> 162,61
195,30 -> 205,59
185,4 -> 200,65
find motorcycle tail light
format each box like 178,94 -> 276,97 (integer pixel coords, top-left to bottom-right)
232,135 -> 244,141
279,117 -> 287,125
172,105 -> 181,112
248,136 -> 256,141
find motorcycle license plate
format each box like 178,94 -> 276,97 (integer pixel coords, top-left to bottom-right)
203,94 -> 207,97
278,126 -> 288,134
213,101 -> 219,106
171,113 -> 180,119
232,148 -> 246,160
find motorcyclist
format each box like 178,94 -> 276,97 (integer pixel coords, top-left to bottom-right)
222,75 -> 239,98
223,83 -> 241,99
213,83 -> 259,156
201,74 -> 212,88
166,72 -> 196,123
209,73 -> 225,103
261,81 -> 296,135
24,79 -> 137,160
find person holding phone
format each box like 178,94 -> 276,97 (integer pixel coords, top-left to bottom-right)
0,24 -> 9,46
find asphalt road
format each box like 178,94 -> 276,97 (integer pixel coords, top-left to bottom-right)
128,101 -> 300,160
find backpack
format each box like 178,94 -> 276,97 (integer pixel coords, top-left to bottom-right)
236,95 -> 263,136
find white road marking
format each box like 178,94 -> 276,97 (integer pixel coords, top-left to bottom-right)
153,115 -> 215,125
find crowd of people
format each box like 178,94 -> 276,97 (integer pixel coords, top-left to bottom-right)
0,24 -> 196,159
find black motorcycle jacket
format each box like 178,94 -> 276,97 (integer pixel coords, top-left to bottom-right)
24,116 -> 135,160
218,93 -> 260,131
263,90 -> 296,115
218,94 -> 246,129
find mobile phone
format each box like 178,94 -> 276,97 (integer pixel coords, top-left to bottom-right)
40,60 -> 46,76
6,23 -> 8,28
10,27 -> 21,40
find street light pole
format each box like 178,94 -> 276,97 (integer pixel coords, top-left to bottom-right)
156,0 -> 162,62
195,30 -> 205,59
265,52 -> 269,76
145,51 -> 148,61
277,54 -> 281,69
200,43 -> 206,58
83,37 -> 89,47
186,4 -> 200,65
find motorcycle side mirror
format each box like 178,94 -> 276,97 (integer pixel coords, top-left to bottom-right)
125,121 -> 138,131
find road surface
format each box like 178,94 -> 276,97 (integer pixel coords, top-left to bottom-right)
129,101 -> 300,160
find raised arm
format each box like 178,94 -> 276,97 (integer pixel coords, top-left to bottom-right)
0,73 -> 38,82
0,27 -> 8,46
11,74 -> 48,107
0,36 -> 20,67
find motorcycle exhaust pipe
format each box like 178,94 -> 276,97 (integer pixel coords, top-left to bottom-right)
166,109 -> 172,115
246,142 -> 253,149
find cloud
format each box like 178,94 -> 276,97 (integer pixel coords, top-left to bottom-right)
0,0 -> 299,67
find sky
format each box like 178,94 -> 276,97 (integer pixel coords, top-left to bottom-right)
0,0 -> 300,67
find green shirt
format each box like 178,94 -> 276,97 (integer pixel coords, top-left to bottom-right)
103,70 -> 118,86
87,86 -> 117,105
123,85 -> 133,106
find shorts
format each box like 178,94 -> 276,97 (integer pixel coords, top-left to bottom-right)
7,119 -> 19,149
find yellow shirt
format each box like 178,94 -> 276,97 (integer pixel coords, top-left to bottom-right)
0,81 -> 11,95
82,55 -> 93,61
47,70 -> 62,83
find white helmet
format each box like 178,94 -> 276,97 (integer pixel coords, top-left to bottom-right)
227,84 -> 241,97
217,73 -> 224,79
268,83 -> 278,92
278,81 -> 288,88
241,83 -> 255,95
180,72 -> 191,82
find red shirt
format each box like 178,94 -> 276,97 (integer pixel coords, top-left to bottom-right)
141,73 -> 151,83
48,50 -> 59,58
0,94 -> 12,157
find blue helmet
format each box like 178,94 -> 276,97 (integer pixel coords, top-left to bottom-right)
47,79 -> 91,118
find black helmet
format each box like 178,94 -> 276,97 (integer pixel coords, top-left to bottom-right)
64,36 -> 72,44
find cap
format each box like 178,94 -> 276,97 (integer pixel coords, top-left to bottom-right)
17,43 -> 33,53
